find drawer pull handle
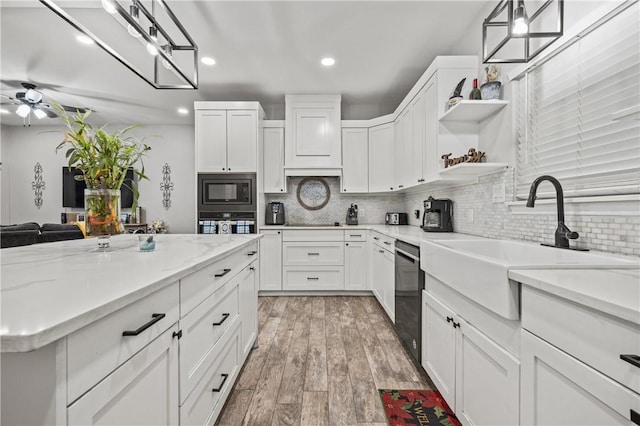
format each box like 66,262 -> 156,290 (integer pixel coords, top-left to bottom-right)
621,354 -> 640,369
631,409 -> 640,426
379,250 -> 385,253
212,313 -> 230,326
307,252 -> 320,256
122,313 -> 166,336
214,268 -> 232,278
373,237 -> 379,240
452,322 -> 461,329
247,251 -> 258,256
350,234 -> 362,237
307,277 -> 319,280
383,241 -> 391,245
446,316 -> 453,323
211,373 -> 229,392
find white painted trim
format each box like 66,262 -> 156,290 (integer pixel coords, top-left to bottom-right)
262,120 -> 284,128
508,194 -> 640,216
194,101 -> 264,112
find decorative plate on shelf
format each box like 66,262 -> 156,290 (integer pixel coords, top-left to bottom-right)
296,177 -> 330,211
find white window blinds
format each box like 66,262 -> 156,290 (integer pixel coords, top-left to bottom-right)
515,4 -> 640,199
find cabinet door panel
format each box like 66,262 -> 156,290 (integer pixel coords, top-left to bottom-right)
259,231 -> 282,291
411,90 -> 426,183
422,292 -> 456,409
283,242 -> 344,266
295,110 -> 334,156
521,330 -> 640,426
345,241 -> 368,291
68,325 -> 179,426
239,263 -> 258,357
368,123 -> 394,192
196,110 -> 227,172
456,318 -> 520,426
263,128 -> 285,193
227,110 -> 257,172
371,248 -> 384,305
381,248 -> 395,322
423,79 -> 438,182
342,128 -> 369,193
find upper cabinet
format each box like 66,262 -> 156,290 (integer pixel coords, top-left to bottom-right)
285,95 -> 342,175
341,127 -> 368,193
262,122 -> 286,193
194,102 -> 264,173
368,122 -> 395,192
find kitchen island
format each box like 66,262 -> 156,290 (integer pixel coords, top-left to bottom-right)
1,233 -> 262,426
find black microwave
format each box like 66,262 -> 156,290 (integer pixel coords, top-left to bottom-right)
198,173 -> 257,212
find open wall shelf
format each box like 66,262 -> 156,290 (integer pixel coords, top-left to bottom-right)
440,100 -> 508,122
438,162 -> 508,179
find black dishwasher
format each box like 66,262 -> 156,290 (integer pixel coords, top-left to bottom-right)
394,240 -> 425,366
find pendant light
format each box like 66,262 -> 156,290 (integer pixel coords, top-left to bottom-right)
512,0 -> 529,35
146,26 -> 158,56
127,3 -> 141,38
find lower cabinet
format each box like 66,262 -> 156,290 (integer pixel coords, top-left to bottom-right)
345,241 -> 368,291
370,236 -> 395,322
68,324 -> 179,425
259,230 -> 282,291
422,291 -> 520,426
239,263 -> 258,358
521,330 -> 640,426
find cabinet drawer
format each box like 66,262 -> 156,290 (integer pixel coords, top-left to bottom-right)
345,231 -> 367,242
282,230 -> 344,242
180,278 -> 240,403
181,242 -> 258,316
283,242 -> 344,266
181,322 -> 241,426
283,266 -> 344,290
372,232 -> 394,251
522,286 -> 640,393
67,282 -> 179,403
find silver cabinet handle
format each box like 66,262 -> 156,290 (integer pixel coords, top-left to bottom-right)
307,277 -> 319,280
350,234 -> 362,237
307,252 -> 320,256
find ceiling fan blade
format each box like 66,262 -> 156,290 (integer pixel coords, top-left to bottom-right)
60,104 -> 89,114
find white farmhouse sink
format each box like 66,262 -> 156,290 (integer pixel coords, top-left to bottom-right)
420,239 -> 639,320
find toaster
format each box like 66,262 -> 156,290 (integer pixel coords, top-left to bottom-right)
385,213 -> 408,225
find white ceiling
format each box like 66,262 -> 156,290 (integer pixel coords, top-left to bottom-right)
0,0 -> 490,126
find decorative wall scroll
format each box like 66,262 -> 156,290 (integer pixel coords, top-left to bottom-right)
32,162 -> 45,209
160,163 -> 174,209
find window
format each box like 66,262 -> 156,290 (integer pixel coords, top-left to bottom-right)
514,3 -> 640,199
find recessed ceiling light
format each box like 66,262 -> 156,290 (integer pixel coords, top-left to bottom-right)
76,34 -> 94,45
201,57 -> 216,66
177,107 -> 189,115
321,57 -> 336,67
0,108 -> 9,114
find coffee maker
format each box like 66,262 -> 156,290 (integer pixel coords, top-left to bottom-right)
423,196 -> 453,232
346,203 -> 358,225
266,202 -> 285,225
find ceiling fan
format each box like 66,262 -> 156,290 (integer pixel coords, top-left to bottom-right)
1,82 -> 89,126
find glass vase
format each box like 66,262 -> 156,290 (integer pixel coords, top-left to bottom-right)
84,188 -> 124,237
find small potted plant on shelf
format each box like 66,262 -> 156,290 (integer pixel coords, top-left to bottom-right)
56,107 -> 151,240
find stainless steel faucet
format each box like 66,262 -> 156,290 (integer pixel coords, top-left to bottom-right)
526,175 -> 588,251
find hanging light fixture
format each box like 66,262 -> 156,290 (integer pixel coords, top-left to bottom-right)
39,0 -> 198,89
15,105 -> 30,118
33,109 -> 47,120
483,0 -> 564,63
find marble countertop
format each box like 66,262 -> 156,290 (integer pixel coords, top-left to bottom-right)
510,268 -> 640,326
260,224 -> 485,246
1,234 -> 262,352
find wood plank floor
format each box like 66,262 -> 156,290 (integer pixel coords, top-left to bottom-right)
216,296 -> 432,426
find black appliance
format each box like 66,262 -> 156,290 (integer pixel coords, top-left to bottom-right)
63,167 -> 134,208
385,213 -> 408,225
423,196 -> 453,232
198,173 -> 256,213
197,173 -> 257,234
346,203 -> 358,225
266,202 -> 285,225
394,240 -> 424,366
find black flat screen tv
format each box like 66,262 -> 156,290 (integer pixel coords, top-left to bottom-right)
62,167 -> 135,208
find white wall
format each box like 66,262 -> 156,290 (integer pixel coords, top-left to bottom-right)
0,123 -> 195,233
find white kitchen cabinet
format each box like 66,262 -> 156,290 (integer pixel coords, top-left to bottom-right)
238,262 -> 258,358
394,109 -> 410,190
521,330 -> 640,426
368,123 -> 395,192
371,232 -> 395,322
411,88 -> 426,184
423,77 -> 439,182
345,240 -> 368,291
195,103 -> 262,173
341,128 -> 369,193
68,324 -> 179,426
422,291 -> 520,425
259,230 -> 282,291
285,95 -> 342,170
263,125 -> 286,193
